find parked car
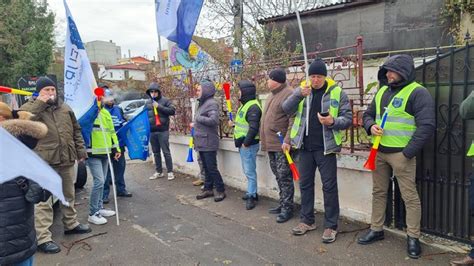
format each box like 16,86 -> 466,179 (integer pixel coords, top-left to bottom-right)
119,99 -> 147,120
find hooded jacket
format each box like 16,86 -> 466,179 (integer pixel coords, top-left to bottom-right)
145,85 -> 176,132
0,112 -> 48,265
20,98 -> 88,166
194,81 -> 220,152
363,54 -> 436,159
234,81 -> 262,148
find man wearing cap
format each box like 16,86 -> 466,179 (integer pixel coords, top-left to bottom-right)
359,54 -> 435,259
101,86 -> 132,203
146,82 -> 176,181
282,59 -> 352,243
20,76 -> 91,254
192,80 -> 226,202
260,68 -> 296,223
229,80 -> 262,210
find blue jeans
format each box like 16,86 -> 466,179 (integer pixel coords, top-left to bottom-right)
14,256 -> 34,266
103,149 -> 127,199
239,143 -> 259,197
87,157 -> 108,215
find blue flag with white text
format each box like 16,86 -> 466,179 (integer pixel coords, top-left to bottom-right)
155,0 -> 204,52
63,0 -> 98,147
117,107 -> 150,161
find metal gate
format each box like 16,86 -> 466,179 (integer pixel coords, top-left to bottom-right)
385,40 -> 474,243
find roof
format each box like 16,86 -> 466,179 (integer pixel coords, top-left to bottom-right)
106,63 -> 145,71
130,56 -> 151,64
259,0 -> 376,24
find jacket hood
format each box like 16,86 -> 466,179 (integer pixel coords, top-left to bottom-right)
199,80 -> 216,101
0,119 -> 48,139
238,80 -> 257,104
377,54 -> 415,87
146,82 -> 162,99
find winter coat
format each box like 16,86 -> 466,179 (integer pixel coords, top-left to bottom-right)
194,86 -> 220,152
20,99 -> 87,166
145,88 -> 176,132
362,54 -> 436,159
260,84 -> 295,152
0,114 -> 48,265
282,78 -> 353,154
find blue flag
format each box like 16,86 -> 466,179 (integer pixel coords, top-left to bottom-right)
63,0 -> 98,147
117,107 -> 150,161
155,0 -> 204,52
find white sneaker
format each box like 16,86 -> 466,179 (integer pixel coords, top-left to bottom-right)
88,212 -> 107,225
99,208 -> 116,217
167,172 -> 175,181
149,172 -> 163,180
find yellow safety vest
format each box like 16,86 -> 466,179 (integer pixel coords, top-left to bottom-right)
234,99 -> 262,140
87,108 -> 121,154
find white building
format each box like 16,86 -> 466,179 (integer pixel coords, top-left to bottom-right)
101,64 -> 146,81
85,40 -> 121,65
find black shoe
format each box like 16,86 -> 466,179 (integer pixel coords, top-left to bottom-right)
407,236 -> 421,259
246,196 -> 257,210
276,210 -> 293,223
268,206 -> 281,214
214,191 -> 226,202
103,198 -> 110,204
37,241 -> 61,254
64,224 -> 92,235
117,191 -> 133,197
242,193 -> 259,201
357,230 -> 384,245
196,190 -> 214,200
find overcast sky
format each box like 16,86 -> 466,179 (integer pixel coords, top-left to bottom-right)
48,0 -> 174,60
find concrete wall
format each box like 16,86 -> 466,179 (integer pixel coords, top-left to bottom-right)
168,135 -> 373,223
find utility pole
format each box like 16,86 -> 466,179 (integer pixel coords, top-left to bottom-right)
233,0 -> 243,60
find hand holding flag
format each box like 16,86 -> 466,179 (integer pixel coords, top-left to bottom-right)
277,131 -> 300,181
363,111 -> 389,171
223,82 -> 233,121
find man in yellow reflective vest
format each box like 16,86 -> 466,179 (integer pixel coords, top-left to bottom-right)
282,59 -> 352,243
229,80 -> 262,210
359,54 -> 435,259
451,90 -> 474,265
86,105 -> 121,225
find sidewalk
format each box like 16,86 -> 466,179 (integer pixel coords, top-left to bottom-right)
36,161 -> 460,265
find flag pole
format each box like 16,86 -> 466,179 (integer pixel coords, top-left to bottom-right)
295,9 -> 310,136
95,89 -> 120,226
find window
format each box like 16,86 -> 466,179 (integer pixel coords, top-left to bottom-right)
124,70 -> 129,79
110,72 -> 113,78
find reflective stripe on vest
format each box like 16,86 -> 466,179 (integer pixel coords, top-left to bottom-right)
290,84 -> 343,145
234,99 -> 262,140
374,82 -> 419,148
468,141 -> 474,157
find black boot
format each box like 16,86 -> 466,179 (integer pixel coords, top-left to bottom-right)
357,230 -> 384,245
64,224 -> 91,235
407,236 -> 421,259
276,210 -> 293,223
242,193 -> 259,201
37,241 -> 61,254
268,206 -> 281,214
246,196 -> 257,210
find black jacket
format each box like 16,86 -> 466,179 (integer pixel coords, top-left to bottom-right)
234,94 -> 262,148
0,116 -> 48,265
145,88 -> 176,132
363,54 -> 435,159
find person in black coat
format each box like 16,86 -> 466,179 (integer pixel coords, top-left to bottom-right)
0,102 -> 50,265
145,82 -> 177,181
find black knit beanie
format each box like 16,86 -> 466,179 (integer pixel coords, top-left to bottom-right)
35,76 -> 56,93
308,59 -> 327,76
269,68 -> 286,84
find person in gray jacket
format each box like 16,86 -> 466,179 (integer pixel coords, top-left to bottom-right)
191,80 -> 226,202
282,59 -> 352,243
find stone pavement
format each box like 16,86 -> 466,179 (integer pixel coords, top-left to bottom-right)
36,161 -> 461,265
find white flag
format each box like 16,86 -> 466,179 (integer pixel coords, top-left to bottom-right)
0,127 -> 68,205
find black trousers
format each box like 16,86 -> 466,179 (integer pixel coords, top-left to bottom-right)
298,149 -> 339,229
200,151 -> 225,192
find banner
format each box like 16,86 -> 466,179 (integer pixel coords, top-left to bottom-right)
63,0 -> 98,147
154,0 -> 204,52
117,107 -> 150,161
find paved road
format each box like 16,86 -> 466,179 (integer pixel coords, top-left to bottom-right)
36,161 -> 459,265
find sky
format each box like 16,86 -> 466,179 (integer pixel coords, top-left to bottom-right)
48,0 -> 171,60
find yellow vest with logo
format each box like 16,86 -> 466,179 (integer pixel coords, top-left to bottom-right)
234,99 -> 262,140
88,108 -> 121,154
375,82 -> 420,147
